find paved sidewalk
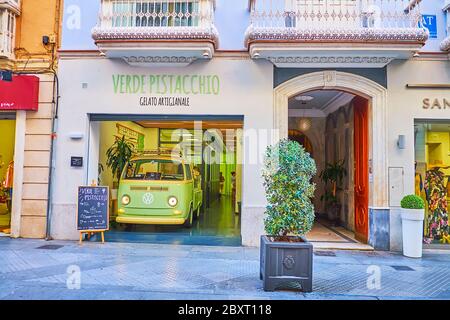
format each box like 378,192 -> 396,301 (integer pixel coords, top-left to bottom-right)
0,238 -> 449,300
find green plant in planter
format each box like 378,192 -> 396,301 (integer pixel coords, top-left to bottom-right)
319,160 -> 347,220
400,194 -> 425,209
262,139 -> 317,236
98,163 -> 105,185
106,136 -> 134,182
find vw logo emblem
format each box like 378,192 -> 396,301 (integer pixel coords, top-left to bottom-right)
142,193 -> 154,205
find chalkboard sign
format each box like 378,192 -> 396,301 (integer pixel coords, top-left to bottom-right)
77,186 -> 109,231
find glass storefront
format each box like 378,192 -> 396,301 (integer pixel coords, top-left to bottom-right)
93,118 -> 243,246
414,120 -> 450,245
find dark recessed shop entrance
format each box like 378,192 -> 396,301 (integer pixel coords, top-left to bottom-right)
89,115 -> 243,246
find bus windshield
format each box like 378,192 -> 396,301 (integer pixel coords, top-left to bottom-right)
122,159 -> 185,181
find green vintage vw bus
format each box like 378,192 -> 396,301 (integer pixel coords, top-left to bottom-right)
116,151 -> 202,227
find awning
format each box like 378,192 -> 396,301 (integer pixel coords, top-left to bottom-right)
0,75 -> 40,111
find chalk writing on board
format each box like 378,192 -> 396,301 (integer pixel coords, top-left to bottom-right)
77,186 -> 109,231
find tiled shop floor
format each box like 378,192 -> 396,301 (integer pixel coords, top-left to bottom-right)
101,196 -> 241,246
0,238 -> 449,300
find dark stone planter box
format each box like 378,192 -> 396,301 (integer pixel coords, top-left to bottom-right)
260,235 -> 313,292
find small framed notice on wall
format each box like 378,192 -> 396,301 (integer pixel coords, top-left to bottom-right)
71,156 -> 83,168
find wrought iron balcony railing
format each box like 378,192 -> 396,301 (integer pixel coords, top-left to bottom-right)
92,0 -> 218,47
246,0 -> 428,46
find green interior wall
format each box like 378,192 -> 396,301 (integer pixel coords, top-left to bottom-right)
98,121 -> 159,189
220,151 -> 236,195
157,128 -> 239,199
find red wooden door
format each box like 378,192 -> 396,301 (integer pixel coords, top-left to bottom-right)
353,96 -> 369,243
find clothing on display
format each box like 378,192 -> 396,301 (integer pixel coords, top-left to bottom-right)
3,161 -> 14,189
424,167 -> 450,243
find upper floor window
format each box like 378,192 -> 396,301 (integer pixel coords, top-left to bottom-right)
441,1 -> 450,51
444,1 -> 450,34
0,8 -> 16,58
112,0 -> 200,28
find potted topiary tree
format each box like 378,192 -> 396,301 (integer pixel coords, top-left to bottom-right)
400,194 -> 425,258
260,138 -> 316,292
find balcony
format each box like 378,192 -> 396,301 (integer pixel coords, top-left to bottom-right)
245,0 -> 429,68
92,0 -> 219,67
0,0 -> 20,13
441,0 -> 450,52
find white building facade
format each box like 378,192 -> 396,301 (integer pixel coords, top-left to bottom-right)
49,0 -> 450,251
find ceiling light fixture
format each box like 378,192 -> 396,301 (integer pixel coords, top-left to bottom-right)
297,118 -> 312,132
295,95 -> 314,102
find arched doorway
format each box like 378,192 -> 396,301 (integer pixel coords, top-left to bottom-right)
274,71 -> 388,245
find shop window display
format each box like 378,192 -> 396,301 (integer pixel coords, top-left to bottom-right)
95,119 -> 242,245
117,150 -> 203,227
0,119 -> 15,234
423,167 -> 450,243
0,160 -> 14,211
415,121 -> 450,245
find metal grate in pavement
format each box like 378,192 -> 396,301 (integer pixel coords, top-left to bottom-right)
35,245 -> 64,250
390,265 -> 415,271
363,251 -> 379,256
314,251 -> 336,257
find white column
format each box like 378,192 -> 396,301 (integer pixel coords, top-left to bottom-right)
235,128 -> 243,213
10,110 -> 26,238
87,121 -> 100,186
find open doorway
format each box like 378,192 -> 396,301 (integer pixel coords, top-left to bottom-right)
89,116 -> 243,246
0,112 -> 15,236
288,90 -> 370,247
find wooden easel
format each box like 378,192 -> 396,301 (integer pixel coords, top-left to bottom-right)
78,180 -> 108,245
79,230 -> 105,244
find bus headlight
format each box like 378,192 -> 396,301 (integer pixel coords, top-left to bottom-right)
168,196 -> 178,207
121,195 -> 131,205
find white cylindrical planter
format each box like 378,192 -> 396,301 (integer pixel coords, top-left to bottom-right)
401,209 -> 425,258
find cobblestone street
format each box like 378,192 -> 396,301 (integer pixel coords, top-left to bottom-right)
1,238 -> 449,300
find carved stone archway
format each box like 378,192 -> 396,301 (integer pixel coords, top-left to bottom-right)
274,70 -> 388,209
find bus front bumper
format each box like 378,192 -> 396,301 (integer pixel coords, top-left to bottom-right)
116,215 -> 186,225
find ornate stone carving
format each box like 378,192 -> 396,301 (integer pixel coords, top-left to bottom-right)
245,27 -> 429,46
123,56 -> 198,65
441,36 -> 450,52
267,56 -> 394,65
92,26 -> 220,48
323,70 -> 337,87
283,255 -> 296,270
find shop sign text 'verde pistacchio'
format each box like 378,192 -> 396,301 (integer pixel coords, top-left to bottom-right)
112,74 -> 220,107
